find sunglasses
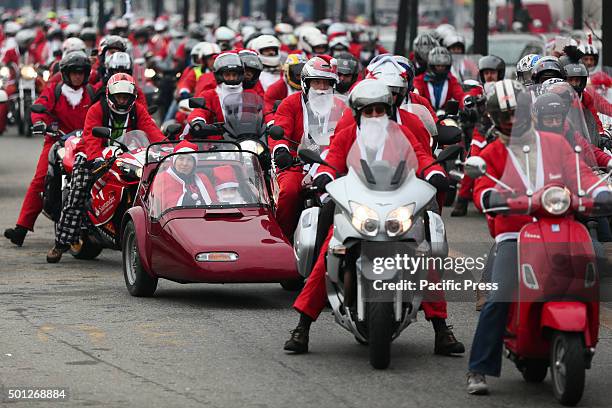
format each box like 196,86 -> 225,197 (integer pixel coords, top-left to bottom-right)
362,105 -> 387,116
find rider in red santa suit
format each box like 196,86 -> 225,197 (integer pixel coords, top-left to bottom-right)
413,46 -> 465,111
4,51 -> 93,247
283,79 -> 464,355
185,52 -> 254,138
264,53 -> 306,125
0,21 -> 21,135
46,73 -> 165,263
154,140 -> 218,211
270,55 -> 340,240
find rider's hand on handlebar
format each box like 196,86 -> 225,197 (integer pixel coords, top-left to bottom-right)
427,173 -> 450,192
31,121 -> 46,137
312,174 -> 332,192
90,157 -> 108,175
482,190 -> 507,213
178,91 -> 191,101
273,148 -> 294,170
593,191 -> 612,215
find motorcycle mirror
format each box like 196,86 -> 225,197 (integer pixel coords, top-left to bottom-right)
189,97 -> 206,109
464,156 -> 487,179
436,145 -> 463,163
147,105 -> 158,115
444,100 -> 459,115
298,148 -> 325,165
191,123 -> 221,138
436,123 -> 462,146
31,104 -> 47,114
164,123 -> 182,140
92,127 -> 112,139
268,126 -> 285,141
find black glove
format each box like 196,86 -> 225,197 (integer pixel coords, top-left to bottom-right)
482,190 -> 506,211
273,147 -> 294,170
593,191 -> 612,215
312,174 -> 332,192
31,121 -> 46,137
599,135 -> 612,150
427,173 -> 449,192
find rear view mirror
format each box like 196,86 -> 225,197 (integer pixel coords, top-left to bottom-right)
31,104 -> 47,114
436,123 -> 462,146
298,149 -> 325,166
164,123 -> 182,140
268,126 -> 285,141
436,145 -> 463,164
189,97 -> 206,109
92,127 -> 111,139
464,156 -> 487,179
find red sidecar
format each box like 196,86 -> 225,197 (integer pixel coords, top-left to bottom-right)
121,141 -> 299,296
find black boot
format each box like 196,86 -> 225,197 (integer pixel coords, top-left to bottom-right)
451,198 -> 468,217
284,313 -> 311,354
4,226 -> 28,246
434,324 -> 465,355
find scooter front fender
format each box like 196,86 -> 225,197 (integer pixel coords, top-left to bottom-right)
541,301 -> 587,333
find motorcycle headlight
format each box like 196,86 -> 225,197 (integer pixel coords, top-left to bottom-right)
0,66 -> 10,78
117,160 -> 143,179
541,186 -> 571,215
385,203 -> 416,237
20,65 -> 37,80
145,68 -> 156,79
239,140 -> 265,155
42,70 -> 50,82
349,201 -> 379,237
57,147 -> 65,160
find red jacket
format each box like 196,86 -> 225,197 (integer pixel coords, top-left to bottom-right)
413,73 -> 465,111
316,122 -> 443,181
154,168 -> 218,210
187,88 -> 258,125
177,66 -> 206,95
79,100 -> 164,160
31,83 -> 93,134
195,72 -> 217,95
473,132 -> 603,241
335,107 -> 433,155
264,78 -> 293,124
581,91 -> 604,133
269,92 -> 304,156
588,89 -> 612,117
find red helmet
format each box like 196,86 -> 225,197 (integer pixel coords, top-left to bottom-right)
300,55 -> 338,94
106,73 -> 137,115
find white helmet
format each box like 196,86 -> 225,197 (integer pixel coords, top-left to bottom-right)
300,31 -> 328,54
442,34 -> 465,51
329,36 -> 349,52
65,23 -> 81,38
327,22 -> 347,37
434,24 -> 456,40
190,41 -> 220,65
62,37 -> 87,56
515,54 -> 541,85
366,57 -> 408,98
274,23 -> 293,35
250,34 -> 281,68
215,26 -> 236,51
4,21 -> 21,36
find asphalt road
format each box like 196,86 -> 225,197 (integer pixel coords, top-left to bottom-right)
1,131 -> 611,408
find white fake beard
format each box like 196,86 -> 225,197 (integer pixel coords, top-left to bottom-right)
217,189 -> 245,204
358,116 -> 389,151
61,84 -> 84,108
308,88 -> 333,117
220,83 -> 243,95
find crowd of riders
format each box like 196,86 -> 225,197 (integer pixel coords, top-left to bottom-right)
1,9 -> 611,399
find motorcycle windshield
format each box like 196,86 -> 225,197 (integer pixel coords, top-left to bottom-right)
492,83 -> 607,215
115,130 -> 151,153
346,121 -> 418,191
451,54 -> 482,85
148,150 -> 270,219
402,103 -> 438,137
301,95 -> 347,152
221,92 -> 267,139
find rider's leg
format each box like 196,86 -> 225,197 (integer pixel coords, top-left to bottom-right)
275,170 -> 304,241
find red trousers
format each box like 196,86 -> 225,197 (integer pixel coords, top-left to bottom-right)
294,227 -> 448,321
275,170 -> 305,240
16,136 -> 55,231
457,174 -> 475,201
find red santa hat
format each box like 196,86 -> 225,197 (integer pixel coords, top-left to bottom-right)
213,165 -> 239,191
172,140 -> 199,165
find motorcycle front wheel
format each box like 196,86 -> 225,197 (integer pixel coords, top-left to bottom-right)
367,301 -> 394,369
550,331 -> 585,406
122,220 -> 157,297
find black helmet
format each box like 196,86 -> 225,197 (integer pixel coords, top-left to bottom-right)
60,50 -> 91,88
334,51 -> 359,94
478,55 -> 505,83
534,92 -> 567,134
562,62 -> 588,95
238,50 -> 263,89
532,56 -> 564,84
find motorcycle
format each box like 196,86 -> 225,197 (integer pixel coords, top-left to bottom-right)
463,87 -> 612,405
17,64 -> 41,137
298,121 -> 462,369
